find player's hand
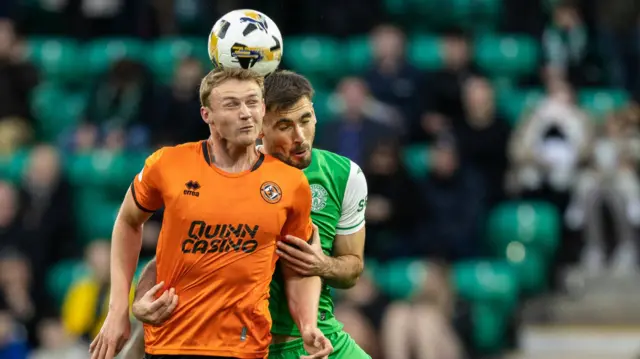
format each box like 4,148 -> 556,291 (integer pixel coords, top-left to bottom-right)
276,224 -> 328,277
89,309 -> 131,359
132,281 -> 178,326
301,326 -> 333,359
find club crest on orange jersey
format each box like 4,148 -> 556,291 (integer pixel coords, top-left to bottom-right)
260,181 -> 282,204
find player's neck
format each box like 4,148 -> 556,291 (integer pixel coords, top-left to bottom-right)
208,137 -> 258,173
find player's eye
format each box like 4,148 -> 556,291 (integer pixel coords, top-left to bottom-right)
224,102 -> 239,108
246,100 -> 260,106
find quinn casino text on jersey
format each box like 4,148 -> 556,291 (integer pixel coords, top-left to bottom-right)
181,221 -> 261,254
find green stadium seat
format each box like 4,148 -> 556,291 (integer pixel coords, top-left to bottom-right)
407,34 -> 442,70
504,242 -> 547,295
25,37 -> 84,82
372,259 -> 428,299
46,259 -> 90,305
403,143 -> 430,180
452,260 -> 519,310
471,301 -> 510,352
452,260 -> 518,352
0,149 -> 30,184
76,198 -> 120,242
149,37 -> 208,83
486,201 -> 560,257
343,36 -> 373,75
85,38 -> 147,75
284,36 -> 340,79
474,35 -> 539,78
497,88 -> 545,125
30,83 -> 88,141
66,151 -> 140,192
578,89 -> 630,121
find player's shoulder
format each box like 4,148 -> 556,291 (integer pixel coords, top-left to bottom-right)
147,141 -> 203,166
310,148 -> 360,181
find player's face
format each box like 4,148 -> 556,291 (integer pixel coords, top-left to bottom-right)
261,97 -> 316,169
201,79 -> 265,147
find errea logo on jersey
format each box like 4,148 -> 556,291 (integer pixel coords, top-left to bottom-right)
310,184 -> 328,212
260,182 -> 282,204
184,180 -> 201,197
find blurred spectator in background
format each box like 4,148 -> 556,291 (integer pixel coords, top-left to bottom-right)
419,28 -> 481,143
568,109 -> 640,276
334,274 -> 386,358
596,0 -> 640,95
18,145 -> 75,297
83,59 -> 154,151
418,137 -> 484,261
542,0 -> 605,87
380,263 -> 463,359
71,0 -> 142,39
456,77 -> 510,207
0,302 -> 28,359
318,77 -> 397,165
0,19 -> 37,152
0,251 -> 38,347
61,240 -> 112,341
364,25 -> 422,132
363,140 -> 423,261
507,81 -> 593,269
0,182 -> 25,254
153,57 -> 206,146
28,317 -> 86,359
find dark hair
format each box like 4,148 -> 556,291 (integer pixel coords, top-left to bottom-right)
264,70 -> 315,112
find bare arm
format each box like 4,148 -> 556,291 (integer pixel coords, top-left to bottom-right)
282,261 -> 322,334
322,227 -> 366,289
134,258 -> 157,302
109,189 -> 153,315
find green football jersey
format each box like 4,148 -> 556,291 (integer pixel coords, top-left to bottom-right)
269,149 -> 368,336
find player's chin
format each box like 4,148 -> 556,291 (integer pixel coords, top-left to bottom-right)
235,132 -> 258,146
290,151 -> 312,169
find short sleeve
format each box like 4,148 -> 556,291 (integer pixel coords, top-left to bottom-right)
336,161 -> 368,235
281,173 -> 313,242
131,149 -> 165,212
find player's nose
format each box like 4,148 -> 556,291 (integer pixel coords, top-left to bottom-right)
238,103 -> 252,119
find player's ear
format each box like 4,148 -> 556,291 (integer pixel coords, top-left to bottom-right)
200,106 -> 214,125
258,130 -> 265,139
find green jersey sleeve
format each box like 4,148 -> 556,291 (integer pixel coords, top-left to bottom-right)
335,161 -> 367,235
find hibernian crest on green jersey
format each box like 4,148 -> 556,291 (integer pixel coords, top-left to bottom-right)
310,184 -> 328,212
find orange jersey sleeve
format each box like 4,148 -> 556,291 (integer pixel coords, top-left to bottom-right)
280,173 -> 313,242
131,148 -> 165,212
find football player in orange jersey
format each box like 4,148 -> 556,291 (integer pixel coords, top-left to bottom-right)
89,68 -> 331,359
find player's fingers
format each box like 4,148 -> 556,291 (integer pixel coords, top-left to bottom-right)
105,340 -> 117,359
155,292 -> 179,324
144,281 -> 165,298
89,332 -> 100,352
277,250 -> 311,271
148,290 -> 171,311
165,291 -> 179,314
94,336 -> 108,359
283,235 -> 312,251
89,334 -> 101,356
277,242 -> 313,262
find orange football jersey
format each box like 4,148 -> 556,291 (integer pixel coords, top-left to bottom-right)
131,141 -> 313,358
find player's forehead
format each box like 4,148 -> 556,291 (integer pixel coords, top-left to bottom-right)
267,97 -> 313,121
211,79 -> 262,102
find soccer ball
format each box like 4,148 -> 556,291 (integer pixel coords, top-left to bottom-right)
208,9 -> 283,76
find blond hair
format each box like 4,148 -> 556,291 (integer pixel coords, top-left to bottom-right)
199,67 -> 265,107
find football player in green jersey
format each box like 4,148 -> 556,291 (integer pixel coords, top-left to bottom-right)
122,70 -> 369,359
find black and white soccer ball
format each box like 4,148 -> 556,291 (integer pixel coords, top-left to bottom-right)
208,9 -> 283,76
